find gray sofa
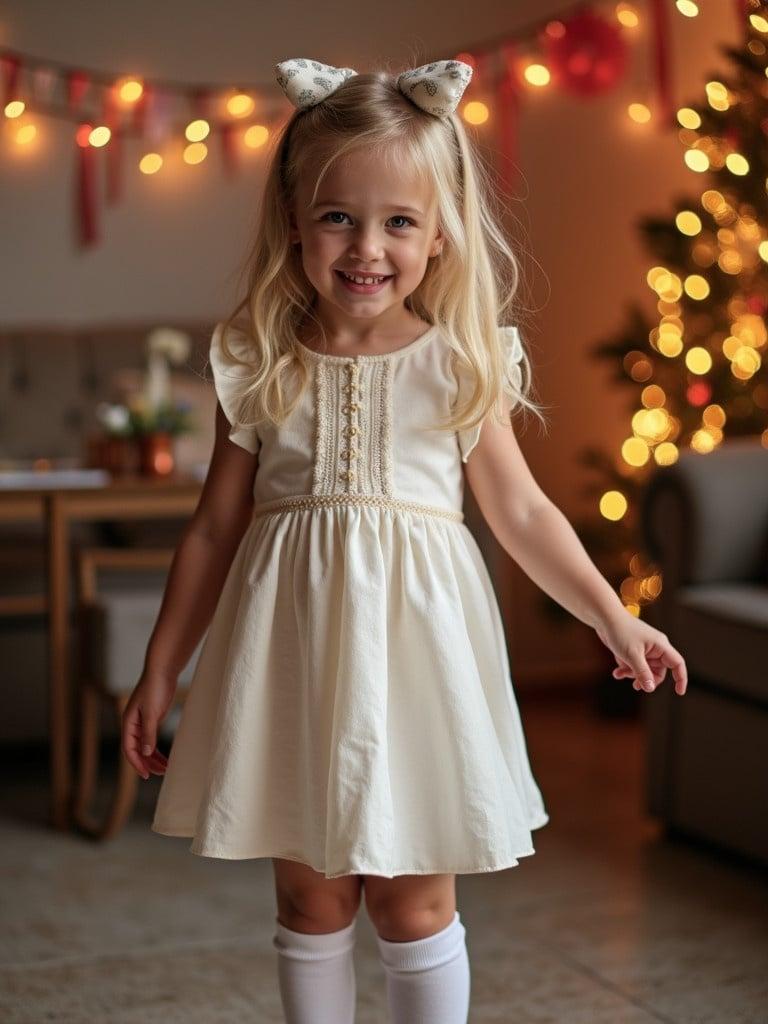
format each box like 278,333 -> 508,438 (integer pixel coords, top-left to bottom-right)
641,437 -> 768,867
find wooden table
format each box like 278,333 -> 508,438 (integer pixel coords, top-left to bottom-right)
0,472 -> 203,830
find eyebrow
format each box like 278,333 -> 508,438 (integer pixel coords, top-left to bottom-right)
312,200 -> 424,216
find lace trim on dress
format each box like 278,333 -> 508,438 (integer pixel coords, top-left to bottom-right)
312,359 -> 331,494
252,492 -> 465,522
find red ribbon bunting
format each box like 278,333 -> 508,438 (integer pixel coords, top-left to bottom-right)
106,128 -> 123,205
219,121 -> 239,177
649,0 -> 675,129
75,126 -> 99,248
1,52 -> 21,105
67,70 -> 90,113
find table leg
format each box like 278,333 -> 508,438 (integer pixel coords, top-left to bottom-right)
46,494 -> 72,829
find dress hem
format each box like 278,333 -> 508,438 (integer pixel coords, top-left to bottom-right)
149,811 -> 550,877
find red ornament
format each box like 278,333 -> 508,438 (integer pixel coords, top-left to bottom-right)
746,295 -> 766,316
687,380 -> 712,407
543,10 -> 628,97
67,70 -> 90,112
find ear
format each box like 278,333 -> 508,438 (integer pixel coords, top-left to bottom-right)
429,225 -> 444,258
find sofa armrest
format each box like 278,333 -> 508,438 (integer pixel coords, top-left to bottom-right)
640,438 -> 768,589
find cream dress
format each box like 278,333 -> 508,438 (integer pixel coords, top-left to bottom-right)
150,320 -> 549,878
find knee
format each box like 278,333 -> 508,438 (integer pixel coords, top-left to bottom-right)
276,882 -> 362,934
365,893 -> 456,942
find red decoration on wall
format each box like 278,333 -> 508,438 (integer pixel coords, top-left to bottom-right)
219,121 -> 239,176
544,9 -> 628,97
132,82 -> 151,136
734,0 -> 751,24
66,70 -> 90,112
106,127 -> 123,205
649,0 -> 676,129
190,88 -> 210,121
75,124 -> 99,248
1,52 -> 21,105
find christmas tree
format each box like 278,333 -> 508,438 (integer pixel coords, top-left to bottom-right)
553,5 -> 768,629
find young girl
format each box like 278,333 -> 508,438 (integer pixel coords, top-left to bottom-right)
122,57 -> 688,1024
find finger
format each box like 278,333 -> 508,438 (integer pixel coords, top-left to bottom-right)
632,658 -> 656,691
664,647 -> 688,695
140,708 -> 158,758
122,706 -> 148,775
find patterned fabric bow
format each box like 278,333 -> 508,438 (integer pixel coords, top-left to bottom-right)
274,57 -> 473,117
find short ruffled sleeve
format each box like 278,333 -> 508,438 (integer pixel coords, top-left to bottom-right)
208,321 -> 261,455
456,325 -> 525,463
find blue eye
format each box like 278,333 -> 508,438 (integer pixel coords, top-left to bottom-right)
321,212 -> 415,229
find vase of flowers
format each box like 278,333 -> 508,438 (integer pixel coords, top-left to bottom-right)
94,326 -> 196,477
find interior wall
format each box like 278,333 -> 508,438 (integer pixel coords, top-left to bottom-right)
0,1 -> 743,683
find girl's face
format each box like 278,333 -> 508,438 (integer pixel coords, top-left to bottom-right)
289,147 -> 443,330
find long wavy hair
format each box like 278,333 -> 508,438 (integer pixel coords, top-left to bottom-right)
218,66 -> 549,439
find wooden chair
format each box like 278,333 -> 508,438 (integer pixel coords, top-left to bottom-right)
72,547 -> 202,840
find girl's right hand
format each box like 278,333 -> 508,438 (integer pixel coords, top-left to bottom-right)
121,672 -> 177,780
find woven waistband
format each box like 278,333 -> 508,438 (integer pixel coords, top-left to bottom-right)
252,493 -> 464,523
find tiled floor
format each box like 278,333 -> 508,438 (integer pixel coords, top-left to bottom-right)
2,694 -> 767,1023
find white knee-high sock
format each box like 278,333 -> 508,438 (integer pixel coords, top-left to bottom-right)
272,916 -> 357,1024
376,910 -> 471,1024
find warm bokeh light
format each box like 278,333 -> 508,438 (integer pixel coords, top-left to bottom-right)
463,101 -> 489,125
677,107 -> 701,129
523,63 -> 551,87
139,153 -> 163,174
705,81 -> 730,111
4,100 -> 25,118
628,102 -> 651,123
185,119 -> 210,142
118,78 -> 143,103
676,0 -> 699,15
88,125 -> 111,147
702,404 -> 726,428
684,149 -> 710,172
14,122 -> 36,145
684,274 -> 710,300
676,210 -> 702,235
75,123 -> 93,148
616,3 -> 640,29
732,346 -> 761,378
641,384 -> 666,408
725,153 -> 749,175
599,490 -> 628,521
691,429 -> 716,453
654,442 -> 679,466
244,124 -> 269,148
227,92 -> 255,117
685,346 -> 713,374
749,14 -> 768,33
621,436 -> 651,466
183,141 -> 208,164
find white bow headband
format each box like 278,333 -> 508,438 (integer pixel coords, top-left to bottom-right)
274,58 -> 473,118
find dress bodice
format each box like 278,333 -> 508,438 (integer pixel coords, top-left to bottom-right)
208,321 -> 523,521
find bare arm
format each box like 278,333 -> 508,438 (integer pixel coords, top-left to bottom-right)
121,401 -> 259,778
463,399 -> 688,697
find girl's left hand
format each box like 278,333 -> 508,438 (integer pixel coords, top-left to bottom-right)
595,613 -> 688,696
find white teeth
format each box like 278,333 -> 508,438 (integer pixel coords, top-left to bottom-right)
340,271 -> 388,285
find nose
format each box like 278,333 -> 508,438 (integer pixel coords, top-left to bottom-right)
348,226 -> 385,263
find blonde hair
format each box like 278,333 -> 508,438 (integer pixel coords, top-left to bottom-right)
218,67 -> 549,440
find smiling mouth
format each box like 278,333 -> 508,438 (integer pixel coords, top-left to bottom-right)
335,270 -> 393,285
